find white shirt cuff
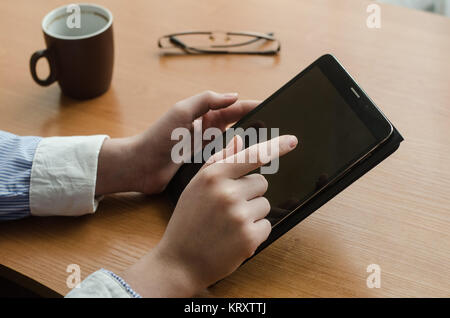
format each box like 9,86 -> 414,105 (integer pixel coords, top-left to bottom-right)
30,135 -> 109,217
65,269 -> 136,298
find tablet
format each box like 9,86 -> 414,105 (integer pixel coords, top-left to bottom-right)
167,54 -> 402,252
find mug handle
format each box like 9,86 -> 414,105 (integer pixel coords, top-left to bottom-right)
30,49 -> 57,86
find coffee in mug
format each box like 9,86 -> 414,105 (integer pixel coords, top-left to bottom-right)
30,4 -> 114,99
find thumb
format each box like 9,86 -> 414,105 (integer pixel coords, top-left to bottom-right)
176,91 -> 239,121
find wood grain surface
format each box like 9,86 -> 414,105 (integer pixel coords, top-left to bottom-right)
0,0 -> 449,297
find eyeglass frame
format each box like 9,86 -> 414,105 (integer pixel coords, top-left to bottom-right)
157,31 -> 281,55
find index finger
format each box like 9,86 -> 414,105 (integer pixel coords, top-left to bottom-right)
216,135 -> 298,179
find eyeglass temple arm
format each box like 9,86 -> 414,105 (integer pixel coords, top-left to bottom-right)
166,36 -> 193,54
226,31 -> 275,40
166,36 -> 230,54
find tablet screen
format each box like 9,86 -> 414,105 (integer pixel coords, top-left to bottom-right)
237,66 -> 377,226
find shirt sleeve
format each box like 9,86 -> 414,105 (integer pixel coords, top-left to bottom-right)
0,131 -> 42,221
29,135 -> 109,217
0,130 -> 109,220
65,269 -> 141,298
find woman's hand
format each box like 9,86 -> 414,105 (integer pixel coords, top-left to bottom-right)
121,134 -> 298,297
95,91 -> 260,195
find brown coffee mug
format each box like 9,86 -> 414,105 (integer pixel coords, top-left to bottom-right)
30,4 -> 114,100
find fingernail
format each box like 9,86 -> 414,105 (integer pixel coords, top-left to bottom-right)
289,136 -> 298,149
223,92 -> 238,98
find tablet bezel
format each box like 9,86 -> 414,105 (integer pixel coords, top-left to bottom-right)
316,54 -> 393,142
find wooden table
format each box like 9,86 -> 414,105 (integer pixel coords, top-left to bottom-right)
0,0 -> 449,297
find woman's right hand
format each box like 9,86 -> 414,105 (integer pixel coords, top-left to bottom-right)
122,134 -> 298,297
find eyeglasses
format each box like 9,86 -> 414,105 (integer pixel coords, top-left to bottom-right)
158,31 -> 281,55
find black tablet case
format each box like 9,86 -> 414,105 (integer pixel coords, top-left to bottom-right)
252,126 -> 403,257
166,126 -> 403,258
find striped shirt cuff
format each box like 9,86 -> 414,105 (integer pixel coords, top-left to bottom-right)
0,131 -> 42,221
